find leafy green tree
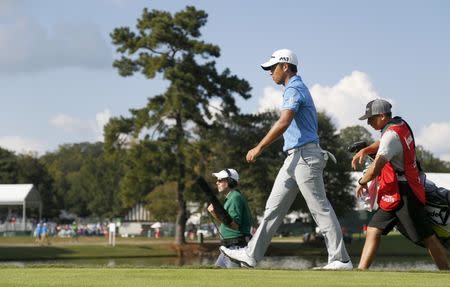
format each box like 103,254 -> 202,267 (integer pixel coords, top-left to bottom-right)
69,155 -> 123,218
0,147 -> 19,183
339,126 -> 374,153
416,146 -> 450,172
113,139 -> 169,210
16,154 -> 56,218
109,6 -> 251,244
41,142 -> 122,219
42,143 -> 99,216
146,182 -> 178,222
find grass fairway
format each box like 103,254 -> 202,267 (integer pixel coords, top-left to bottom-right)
0,268 -> 449,287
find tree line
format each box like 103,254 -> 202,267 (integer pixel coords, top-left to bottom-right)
0,118 -> 447,239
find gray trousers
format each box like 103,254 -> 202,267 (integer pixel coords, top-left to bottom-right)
246,144 -> 350,263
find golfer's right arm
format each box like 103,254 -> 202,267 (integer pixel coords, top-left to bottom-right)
246,110 -> 294,162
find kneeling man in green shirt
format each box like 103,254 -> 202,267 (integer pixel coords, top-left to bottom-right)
208,168 -> 253,268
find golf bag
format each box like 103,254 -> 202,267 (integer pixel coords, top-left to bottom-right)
195,176 -> 233,226
422,178 -> 450,248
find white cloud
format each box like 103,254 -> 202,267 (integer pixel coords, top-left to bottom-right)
0,136 -> 45,155
258,86 -> 283,113
0,12 -> 111,74
416,122 -> 450,161
311,71 -> 392,130
50,114 -> 85,132
94,109 -> 111,141
50,110 -> 112,142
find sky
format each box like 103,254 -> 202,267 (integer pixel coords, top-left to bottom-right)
1,0 -> 450,160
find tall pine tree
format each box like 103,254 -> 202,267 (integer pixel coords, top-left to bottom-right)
108,6 -> 251,244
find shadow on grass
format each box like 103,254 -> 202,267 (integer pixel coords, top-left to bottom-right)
0,244 -> 178,262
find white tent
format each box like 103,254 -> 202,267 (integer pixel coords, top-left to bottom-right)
0,184 -> 42,229
151,222 -> 162,229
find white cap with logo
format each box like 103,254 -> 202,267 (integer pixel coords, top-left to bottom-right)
212,168 -> 239,182
261,49 -> 298,70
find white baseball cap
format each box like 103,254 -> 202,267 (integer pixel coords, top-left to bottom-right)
212,168 -> 239,182
261,49 -> 298,70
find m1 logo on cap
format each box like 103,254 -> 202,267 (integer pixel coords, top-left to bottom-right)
279,57 -> 289,62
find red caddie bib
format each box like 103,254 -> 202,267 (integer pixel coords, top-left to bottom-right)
377,120 -> 426,211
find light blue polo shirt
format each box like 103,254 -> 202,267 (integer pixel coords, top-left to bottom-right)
281,75 -> 319,151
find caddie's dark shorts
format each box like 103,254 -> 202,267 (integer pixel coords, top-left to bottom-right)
368,182 -> 434,244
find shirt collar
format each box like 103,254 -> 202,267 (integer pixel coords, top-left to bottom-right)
381,116 -> 402,134
286,75 -> 301,88
225,189 -> 239,200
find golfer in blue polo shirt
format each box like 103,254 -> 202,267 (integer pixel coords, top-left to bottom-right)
220,49 -> 351,269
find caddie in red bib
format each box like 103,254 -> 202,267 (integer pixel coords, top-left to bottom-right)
352,99 -> 449,270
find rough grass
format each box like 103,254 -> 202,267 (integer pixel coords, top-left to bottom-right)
0,268 -> 448,287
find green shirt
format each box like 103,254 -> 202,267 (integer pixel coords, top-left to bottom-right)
220,189 -> 252,240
